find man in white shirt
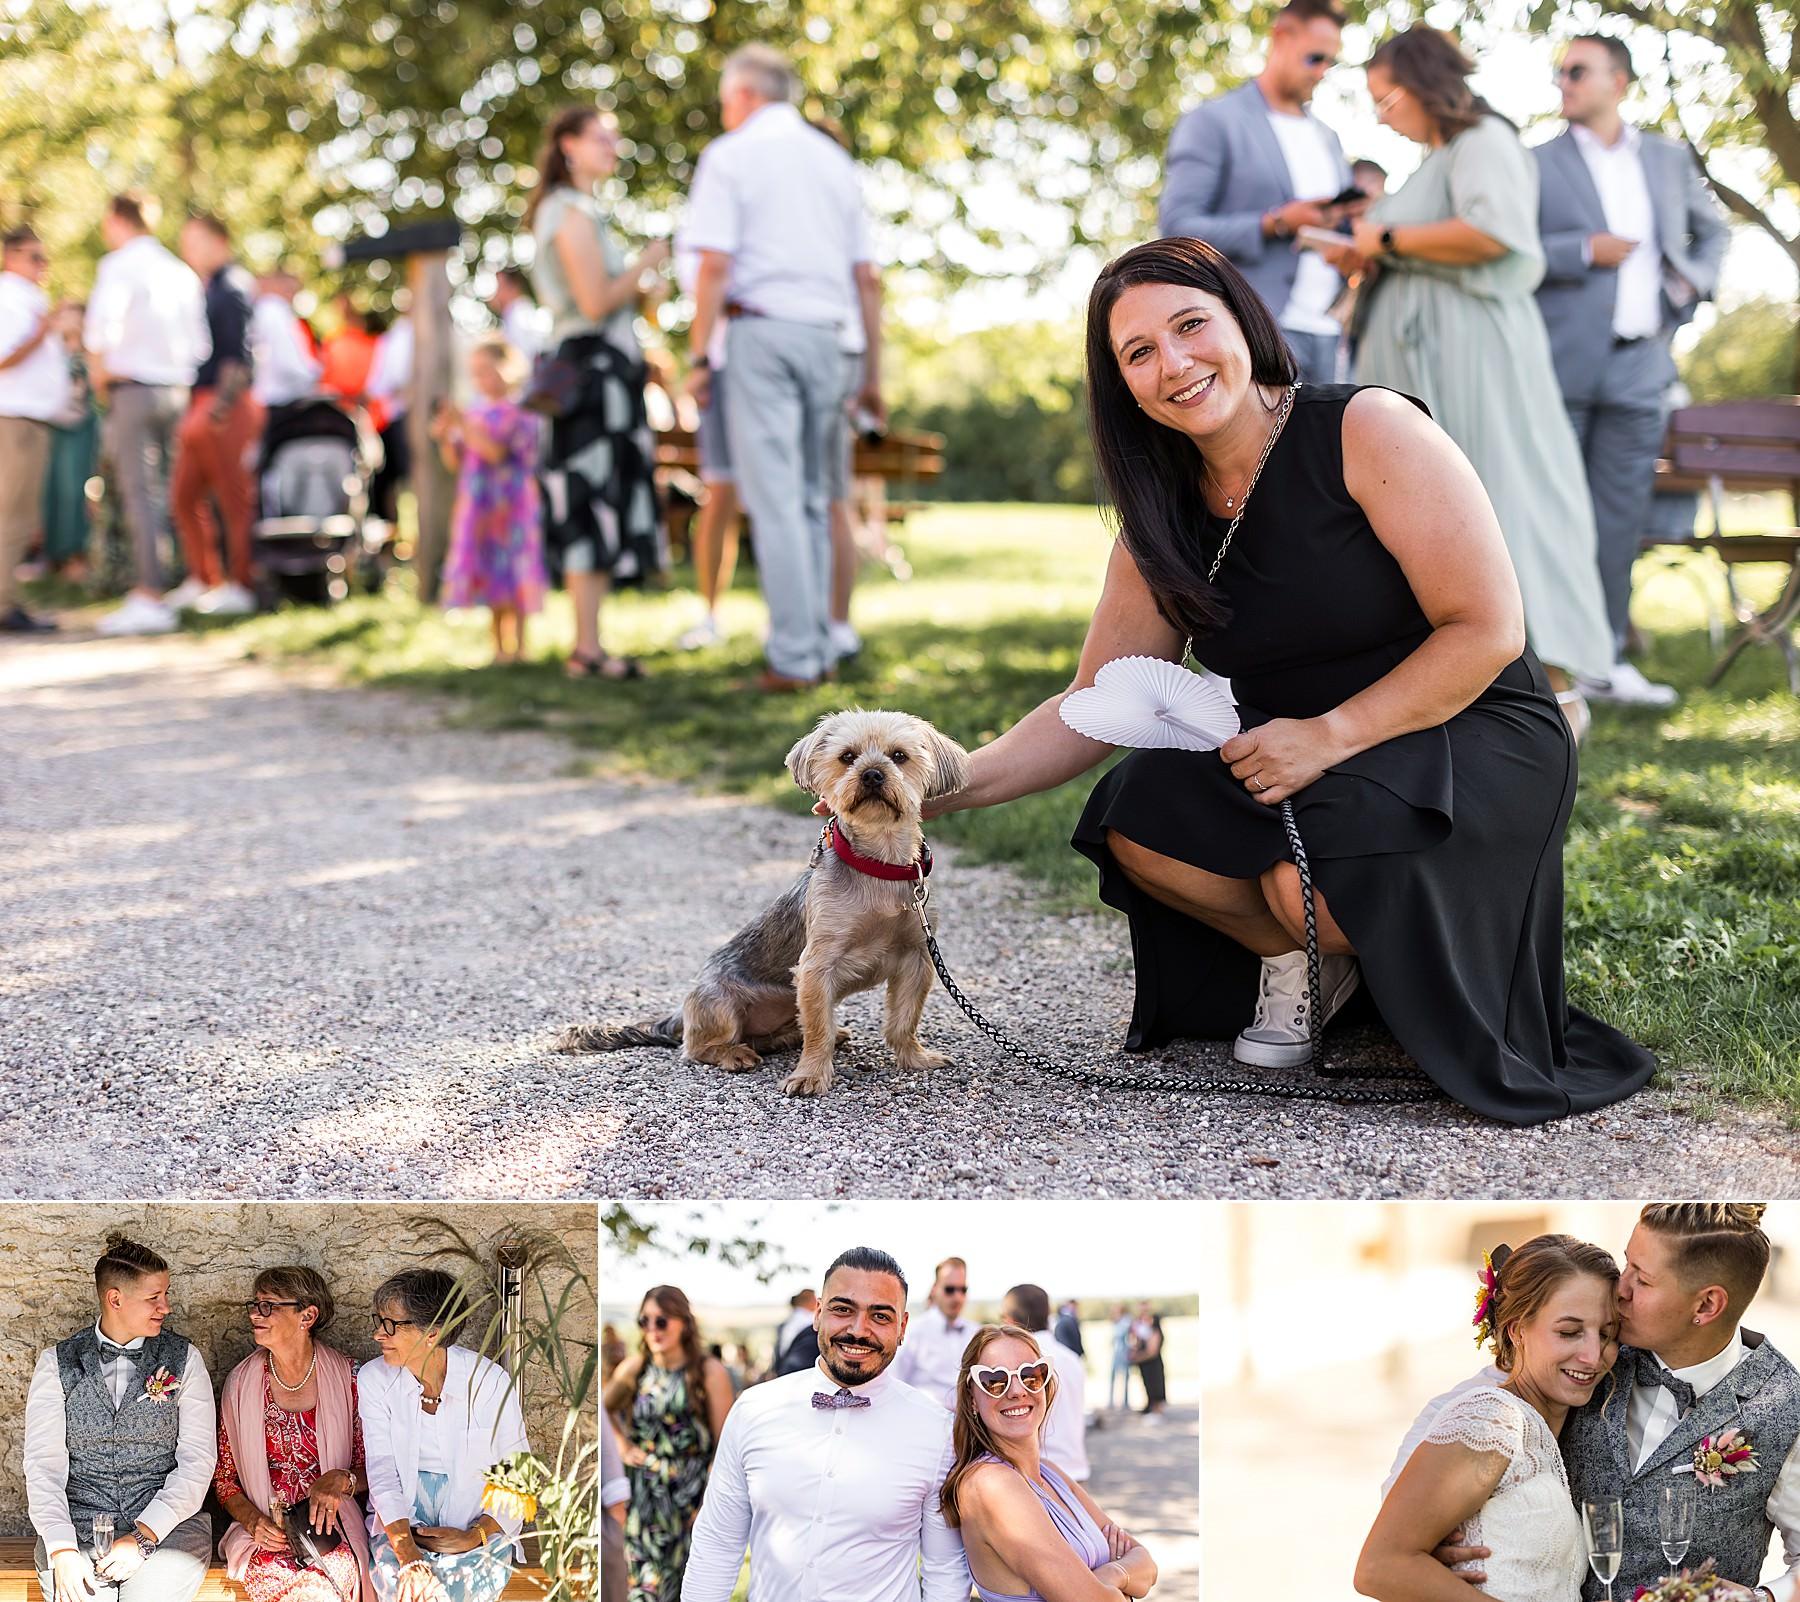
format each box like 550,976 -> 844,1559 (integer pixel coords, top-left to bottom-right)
25,1236 -> 216,1602
683,1246 -> 971,1602
85,194 -> 209,636
1534,34 -> 1728,707
251,267 -> 322,412
1000,1284 -> 1090,1483
894,1256 -> 974,1411
0,224 -> 70,634
365,312 -> 413,526
488,268 -> 545,365
683,43 -> 882,690
1159,0 -> 1359,385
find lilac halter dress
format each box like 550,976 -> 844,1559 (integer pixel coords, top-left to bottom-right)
971,1456 -> 1110,1602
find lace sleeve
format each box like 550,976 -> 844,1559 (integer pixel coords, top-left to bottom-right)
1422,1388 -> 1527,1466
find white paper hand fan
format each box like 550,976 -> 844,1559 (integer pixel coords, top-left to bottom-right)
1059,655 -> 1240,751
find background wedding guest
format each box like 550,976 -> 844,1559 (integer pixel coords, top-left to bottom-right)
1351,157 -> 1388,200
319,299 -> 378,416
600,1286 -> 732,1602
251,266 -> 323,418
24,1236 -> 217,1602
41,299 -> 100,582
358,1267 -> 529,1602
1054,1300 -> 1084,1358
1159,0 -> 1359,385
672,244 -> 739,653
1000,1285 -> 1089,1482
85,194 -> 209,637
0,223 -> 68,633
1108,1305 -> 1137,1413
216,1266 -> 371,1602
170,212 -> 260,618
599,1426 -> 627,1602
1535,33 -> 1729,709
486,268 -> 545,365
682,43 -> 881,692
895,1256 -> 974,1410
364,308 -> 413,529
771,1288 -> 819,1377
1339,25 -> 1614,736
526,104 -> 669,681
1129,1304 -> 1167,1421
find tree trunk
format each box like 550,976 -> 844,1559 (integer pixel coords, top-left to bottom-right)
408,251 -> 456,603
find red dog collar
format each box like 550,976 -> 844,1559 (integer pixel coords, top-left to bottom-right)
827,818 -> 932,882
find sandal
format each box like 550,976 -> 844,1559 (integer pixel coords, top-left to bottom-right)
564,650 -> 645,681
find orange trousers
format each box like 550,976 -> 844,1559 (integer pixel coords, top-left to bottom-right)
171,388 -> 263,588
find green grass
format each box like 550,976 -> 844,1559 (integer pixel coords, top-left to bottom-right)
47,502 -> 1800,1111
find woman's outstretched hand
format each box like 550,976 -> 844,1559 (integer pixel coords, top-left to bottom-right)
1220,717 -> 1345,806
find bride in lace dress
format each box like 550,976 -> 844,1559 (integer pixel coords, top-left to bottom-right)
1355,1235 -> 1623,1602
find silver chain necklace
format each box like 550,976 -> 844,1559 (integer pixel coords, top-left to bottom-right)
1205,382 -> 1299,583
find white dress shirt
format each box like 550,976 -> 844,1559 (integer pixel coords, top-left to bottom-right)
1265,110 -> 1346,338
681,103 -> 874,329
681,1360 -> 970,1602
84,235 -> 209,387
893,1306 -> 974,1411
1628,1333 -> 1800,1602
1031,1328 -> 1090,1483
0,272 -> 71,422
367,319 -> 413,423
250,295 -> 321,407
1570,122 -> 1663,340
24,1325 -> 217,1557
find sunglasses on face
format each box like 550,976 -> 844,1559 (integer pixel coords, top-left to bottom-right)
969,1361 -> 1052,1398
372,1315 -> 418,1337
244,1299 -> 302,1318
637,1313 -> 673,1332
1554,63 -> 1591,83
1303,52 -> 1336,68
941,1285 -> 967,1296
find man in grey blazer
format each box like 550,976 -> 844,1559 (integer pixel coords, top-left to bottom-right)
1535,33 -> 1728,705
1159,0 -> 1360,385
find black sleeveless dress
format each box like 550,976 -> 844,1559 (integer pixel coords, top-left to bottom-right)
1071,384 -> 1655,1125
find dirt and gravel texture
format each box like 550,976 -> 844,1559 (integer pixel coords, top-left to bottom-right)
3,632 -> 1795,1200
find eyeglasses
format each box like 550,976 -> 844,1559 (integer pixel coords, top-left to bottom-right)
968,1361 -> 1052,1398
1554,63 -> 1591,83
637,1314 -> 672,1332
1303,52 -> 1337,68
243,1299 -> 302,1318
1374,86 -> 1405,115
372,1314 -> 419,1337
941,1285 -> 968,1296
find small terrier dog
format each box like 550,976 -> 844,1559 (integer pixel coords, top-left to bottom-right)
556,709 -> 972,1097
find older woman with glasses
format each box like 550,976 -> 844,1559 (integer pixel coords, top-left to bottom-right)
217,1266 -> 372,1602
357,1269 -> 530,1602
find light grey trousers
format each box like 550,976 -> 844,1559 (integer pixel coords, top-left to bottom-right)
1563,336 -> 1676,655
723,317 -> 847,681
103,383 -> 188,593
36,1512 -> 212,1602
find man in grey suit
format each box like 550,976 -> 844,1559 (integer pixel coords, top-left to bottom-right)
1159,0 -> 1360,385
1535,34 -> 1728,706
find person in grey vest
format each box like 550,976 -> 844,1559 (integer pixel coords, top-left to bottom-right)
1535,34 -> 1728,709
1158,0 -> 1360,385
24,1236 -> 216,1602
1432,1205 -> 1800,1602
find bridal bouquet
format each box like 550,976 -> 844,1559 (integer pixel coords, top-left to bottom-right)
1630,1560 -> 1733,1602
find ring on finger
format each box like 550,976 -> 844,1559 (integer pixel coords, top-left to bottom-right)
1249,776 -> 1266,792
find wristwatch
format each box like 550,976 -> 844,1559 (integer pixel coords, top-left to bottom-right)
1379,226 -> 1398,256
132,1532 -> 156,1559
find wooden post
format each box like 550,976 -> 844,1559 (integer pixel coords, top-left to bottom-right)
408,249 -> 455,604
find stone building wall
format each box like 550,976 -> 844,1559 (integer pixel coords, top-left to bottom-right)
0,1204 -> 597,1536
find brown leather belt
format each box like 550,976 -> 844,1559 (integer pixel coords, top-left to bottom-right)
724,300 -> 767,319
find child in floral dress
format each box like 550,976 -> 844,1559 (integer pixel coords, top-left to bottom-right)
432,337 -> 545,664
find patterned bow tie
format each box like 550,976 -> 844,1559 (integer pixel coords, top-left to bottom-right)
1635,1349 -> 1696,1414
812,1389 -> 872,1410
98,1340 -> 139,1362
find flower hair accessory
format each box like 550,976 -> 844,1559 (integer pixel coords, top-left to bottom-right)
1675,1428 -> 1759,1488
1472,1247 -> 1504,1354
144,1366 -> 182,1403
1630,1558 -> 1733,1601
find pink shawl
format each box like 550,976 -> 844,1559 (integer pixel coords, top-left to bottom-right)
220,1345 -> 375,1602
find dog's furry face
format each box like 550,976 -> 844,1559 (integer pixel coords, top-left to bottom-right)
785,709 -> 971,828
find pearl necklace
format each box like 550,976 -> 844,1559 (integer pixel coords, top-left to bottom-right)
267,1347 -> 318,1392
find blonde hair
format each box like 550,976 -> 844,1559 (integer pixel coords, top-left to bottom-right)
940,1324 -> 1059,1528
1639,1204 -> 1771,1313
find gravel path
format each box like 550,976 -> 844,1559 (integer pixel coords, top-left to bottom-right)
3,633 -> 1794,1200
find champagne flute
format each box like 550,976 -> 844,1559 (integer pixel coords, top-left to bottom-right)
1658,1479 -> 1694,1567
1583,1499 -> 1624,1602
90,1513 -> 114,1562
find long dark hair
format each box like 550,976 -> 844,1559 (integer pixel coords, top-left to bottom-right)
524,105 -> 600,230
1367,26 -> 1507,141
1084,237 -> 1298,639
636,1286 -> 713,1452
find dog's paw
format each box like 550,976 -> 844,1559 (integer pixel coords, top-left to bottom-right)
781,1063 -> 834,1098
717,1043 -> 763,1072
834,1027 -> 851,1049
892,1045 -> 951,1072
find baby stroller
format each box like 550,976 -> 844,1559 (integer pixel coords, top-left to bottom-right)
254,397 -> 387,605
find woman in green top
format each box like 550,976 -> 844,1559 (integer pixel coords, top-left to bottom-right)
1325,26 -> 1613,740
524,106 -> 670,680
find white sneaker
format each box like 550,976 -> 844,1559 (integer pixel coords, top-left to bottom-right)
161,578 -> 209,611
1233,950 -> 1360,1068
194,582 -> 256,617
1580,660 -> 1678,708
96,593 -> 178,636
677,614 -> 721,651
828,620 -> 862,661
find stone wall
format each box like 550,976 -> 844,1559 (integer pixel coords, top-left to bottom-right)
0,1204 -> 597,1537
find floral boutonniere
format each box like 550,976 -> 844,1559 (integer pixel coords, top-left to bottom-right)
143,1367 -> 182,1403
1673,1427 -> 1758,1488
1631,1558 -> 1733,1601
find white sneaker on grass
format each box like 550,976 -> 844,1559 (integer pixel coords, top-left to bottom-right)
161,577 -> 208,611
677,614 -> 721,651
1233,949 -> 1361,1068
195,582 -> 256,617
828,620 -> 862,661
1578,660 -> 1678,708
96,593 -> 178,636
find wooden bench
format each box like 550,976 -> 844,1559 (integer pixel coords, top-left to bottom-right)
0,1539 -> 547,1602
1648,398 -> 1800,692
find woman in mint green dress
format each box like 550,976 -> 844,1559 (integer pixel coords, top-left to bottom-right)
1334,26 -> 1613,736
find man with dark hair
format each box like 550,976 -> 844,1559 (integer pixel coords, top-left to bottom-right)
1000,1283 -> 1089,1482
0,222 -> 68,633
895,1256 -> 972,1410
1159,0 -> 1359,384
24,1237 -> 216,1602
487,266 -> 544,363
683,1246 -> 969,1600
1535,32 -> 1728,708
772,1287 -> 821,1376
